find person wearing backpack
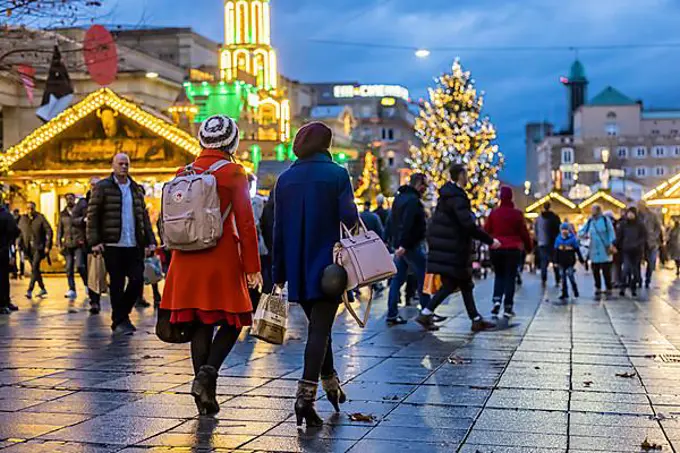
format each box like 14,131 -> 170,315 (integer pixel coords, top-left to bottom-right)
272,122 -> 358,428
160,115 -> 262,416
579,204 -> 616,298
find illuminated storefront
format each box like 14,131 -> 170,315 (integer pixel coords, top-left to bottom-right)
643,172 -> 680,220
0,88 -> 252,270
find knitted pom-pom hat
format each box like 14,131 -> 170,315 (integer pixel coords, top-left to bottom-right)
198,115 -> 240,153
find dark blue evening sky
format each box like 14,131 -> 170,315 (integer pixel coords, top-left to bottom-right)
108,0 -> 680,184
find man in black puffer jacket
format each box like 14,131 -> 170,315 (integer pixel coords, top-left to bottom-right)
386,173 -> 430,326
87,153 -> 156,336
0,200 -> 20,314
424,163 -> 500,332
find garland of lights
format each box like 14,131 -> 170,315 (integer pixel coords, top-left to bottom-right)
408,59 -> 504,214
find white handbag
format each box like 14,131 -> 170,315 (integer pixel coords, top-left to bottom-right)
334,218 -> 397,327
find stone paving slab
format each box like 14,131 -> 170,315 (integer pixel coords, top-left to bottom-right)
3,271 -> 680,451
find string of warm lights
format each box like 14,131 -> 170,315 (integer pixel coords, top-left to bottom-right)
0,88 -> 203,172
407,59 -> 504,214
577,191 -> 627,210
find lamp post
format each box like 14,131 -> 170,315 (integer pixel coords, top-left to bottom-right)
524,180 -> 531,209
601,148 -> 610,190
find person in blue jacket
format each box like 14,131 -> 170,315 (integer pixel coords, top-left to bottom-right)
272,122 -> 358,428
555,222 -> 585,301
579,204 -> 616,298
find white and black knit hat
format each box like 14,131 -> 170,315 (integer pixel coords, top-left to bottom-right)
198,115 -> 240,153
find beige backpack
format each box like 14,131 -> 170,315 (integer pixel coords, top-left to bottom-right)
161,160 -> 232,251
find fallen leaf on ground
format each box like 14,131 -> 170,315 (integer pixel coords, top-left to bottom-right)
615,371 -> 637,378
349,413 -> 375,422
447,354 -> 470,365
652,413 -> 667,421
583,381 -> 593,387
141,355 -> 162,360
382,395 -> 400,401
641,437 -> 663,450
534,366 -> 541,370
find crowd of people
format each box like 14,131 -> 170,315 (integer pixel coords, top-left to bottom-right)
1,114 -> 680,427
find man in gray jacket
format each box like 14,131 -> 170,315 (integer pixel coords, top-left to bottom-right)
534,203 -> 561,287
638,202 -> 663,288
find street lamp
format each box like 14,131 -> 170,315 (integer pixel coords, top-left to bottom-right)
524,181 -> 531,196
415,49 -> 431,58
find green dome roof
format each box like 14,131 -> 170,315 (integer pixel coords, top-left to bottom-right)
569,60 -> 587,82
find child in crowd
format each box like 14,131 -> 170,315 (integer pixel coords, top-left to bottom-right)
554,222 -> 585,301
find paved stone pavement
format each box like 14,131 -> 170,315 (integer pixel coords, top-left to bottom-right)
3,268 -> 680,452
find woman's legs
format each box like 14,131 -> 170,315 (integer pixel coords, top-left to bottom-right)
300,300 -> 339,383
190,323 -> 242,374
191,324 -> 214,375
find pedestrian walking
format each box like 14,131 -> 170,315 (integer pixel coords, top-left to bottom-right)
161,115 -> 262,416
58,193 -> 88,300
418,163 -> 500,332
87,153 -> 156,335
484,186 -> 532,319
75,177 -> 103,314
666,216 -> 680,277
638,202 -> 663,288
373,193 -> 390,226
579,204 -> 616,297
554,222 -> 585,301
10,208 -> 23,279
0,200 -> 20,314
360,200 -> 385,239
260,194 -> 275,294
18,202 -> 53,299
386,173 -> 431,326
534,202 -> 562,287
272,122 -> 358,427
616,207 -> 647,297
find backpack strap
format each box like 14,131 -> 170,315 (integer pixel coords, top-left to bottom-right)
205,159 -> 231,174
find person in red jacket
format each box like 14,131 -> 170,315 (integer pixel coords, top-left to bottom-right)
485,186 -> 532,321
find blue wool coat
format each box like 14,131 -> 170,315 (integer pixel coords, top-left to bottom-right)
272,153 -> 358,302
579,215 -> 616,264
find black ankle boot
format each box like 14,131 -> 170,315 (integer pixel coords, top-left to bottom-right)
295,380 -> 323,428
191,365 -> 219,416
321,372 -> 346,412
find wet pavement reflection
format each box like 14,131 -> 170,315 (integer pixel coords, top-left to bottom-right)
3,270 -> 680,452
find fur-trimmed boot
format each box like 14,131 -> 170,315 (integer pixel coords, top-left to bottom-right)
294,380 -> 323,428
321,372 -> 347,412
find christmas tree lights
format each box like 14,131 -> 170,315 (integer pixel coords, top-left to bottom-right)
355,151 -> 380,199
408,59 -> 504,213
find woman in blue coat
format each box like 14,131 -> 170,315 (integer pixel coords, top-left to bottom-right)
579,203 -> 616,297
273,122 -> 358,427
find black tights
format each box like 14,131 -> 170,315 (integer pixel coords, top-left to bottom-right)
190,324 -> 242,375
300,300 -> 339,382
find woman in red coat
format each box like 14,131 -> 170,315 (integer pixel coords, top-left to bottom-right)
485,186 -> 532,321
161,115 -> 262,416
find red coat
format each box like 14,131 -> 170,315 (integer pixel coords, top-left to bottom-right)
485,201 -> 533,252
161,149 -> 261,319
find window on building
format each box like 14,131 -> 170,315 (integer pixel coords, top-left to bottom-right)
563,171 -> 573,182
617,146 -> 628,158
606,124 -> 618,136
672,129 -> 679,136
388,129 -> 394,141
561,148 -> 574,164
674,146 -> 680,156
636,167 -> 648,177
655,166 -> 666,176
387,150 -> 396,168
652,129 -> 660,135
635,146 -> 647,158
654,146 -> 666,157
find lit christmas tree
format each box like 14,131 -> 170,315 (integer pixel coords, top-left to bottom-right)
355,151 -> 381,200
409,59 -> 504,213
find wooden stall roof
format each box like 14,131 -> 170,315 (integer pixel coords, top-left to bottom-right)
524,191 -> 578,218
643,172 -> 680,206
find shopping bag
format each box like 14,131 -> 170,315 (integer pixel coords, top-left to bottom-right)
423,273 -> 442,296
87,254 -> 107,295
156,309 -> 196,344
251,288 -> 288,345
144,257 -> 163,285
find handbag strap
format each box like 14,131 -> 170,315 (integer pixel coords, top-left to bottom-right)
342,287 -> 373,328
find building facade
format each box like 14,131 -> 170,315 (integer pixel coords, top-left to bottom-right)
305,82 -> 417,193
530,61 -> 680,201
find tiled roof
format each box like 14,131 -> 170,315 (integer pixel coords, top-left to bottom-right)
589,86 -> 636,106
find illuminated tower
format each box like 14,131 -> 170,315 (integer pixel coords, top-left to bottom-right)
221,0 -> 277,90
219,0 -> 289,142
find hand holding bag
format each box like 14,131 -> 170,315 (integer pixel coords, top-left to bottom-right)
87,253 -> 107,295
251,288 -> 288,345
335,219 -> 397,328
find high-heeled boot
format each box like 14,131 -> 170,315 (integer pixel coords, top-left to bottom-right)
321,372 -> 346,412
191,365 -> 220,416
295,380 -> 323,428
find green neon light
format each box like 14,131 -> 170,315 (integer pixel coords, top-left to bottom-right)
250,144 -> 262,171
275,143 -> 286,162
